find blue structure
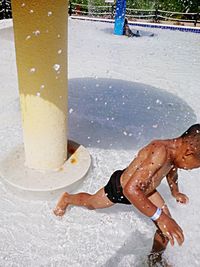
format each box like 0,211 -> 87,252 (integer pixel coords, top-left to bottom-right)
114,0 -> 127,35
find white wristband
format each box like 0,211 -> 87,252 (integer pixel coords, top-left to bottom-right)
150,208 -> 162,221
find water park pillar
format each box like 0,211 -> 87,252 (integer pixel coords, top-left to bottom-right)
0,1 -> 91,200
12,1 -> 68,170
114,0 -> 126,35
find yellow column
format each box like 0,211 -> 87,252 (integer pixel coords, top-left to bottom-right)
12,1 -> 68,170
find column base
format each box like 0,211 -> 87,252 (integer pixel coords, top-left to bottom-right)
0,140 -> 91,200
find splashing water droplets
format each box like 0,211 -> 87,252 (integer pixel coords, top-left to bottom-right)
26,35 -> 31,40
30,68 -> 36,73
33,30 -> 40,36
53,64 -> 60,72
152,124 -> 158,128
156,99 -> 162,105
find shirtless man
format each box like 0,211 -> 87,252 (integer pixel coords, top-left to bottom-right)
54,124 -> 200,264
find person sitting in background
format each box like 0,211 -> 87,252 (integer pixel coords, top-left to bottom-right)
123,18 -> 140,37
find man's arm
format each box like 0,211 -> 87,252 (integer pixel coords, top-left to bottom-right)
123,145 -> 166,216
166,168 -> 189,204
166,167 -> 179,197
123,145 -> 184,246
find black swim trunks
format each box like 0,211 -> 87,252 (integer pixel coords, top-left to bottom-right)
104,169 -> 131,205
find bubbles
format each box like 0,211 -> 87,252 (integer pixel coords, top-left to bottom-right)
30,9 -> 34,13
36,92 -> 40,97
58,49 -> 62,54
21,3 -> 25,7
40,85 -> 45,89
48,11 -> 53,16
69,108 -> 73,114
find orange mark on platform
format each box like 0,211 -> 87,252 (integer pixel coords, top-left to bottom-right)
70,157 -> 77,164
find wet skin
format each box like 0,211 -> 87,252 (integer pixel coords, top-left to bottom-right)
54,135 -> 200,258
121,137 -> 200,246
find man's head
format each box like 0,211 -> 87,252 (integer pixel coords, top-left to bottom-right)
176,124 -> 200,169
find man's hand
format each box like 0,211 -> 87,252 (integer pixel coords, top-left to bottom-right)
173,192 -> 189,204
156,212 -> 184,246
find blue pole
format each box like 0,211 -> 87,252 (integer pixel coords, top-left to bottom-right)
114,0 -> 127,35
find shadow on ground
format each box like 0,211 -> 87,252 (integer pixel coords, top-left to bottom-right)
68,78 -> 196,150
0,27 -> 14,42
101,27 -> 156,37
103,230 -> 151,267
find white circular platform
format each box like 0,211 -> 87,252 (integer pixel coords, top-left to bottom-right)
0,140 -> 91,200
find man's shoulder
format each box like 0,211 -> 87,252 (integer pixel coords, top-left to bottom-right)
145,140 -> 168,162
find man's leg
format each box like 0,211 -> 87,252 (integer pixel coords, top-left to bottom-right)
148,191 -> 171,264
54,188 -> 114,216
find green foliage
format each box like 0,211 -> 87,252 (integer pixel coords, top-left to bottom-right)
72,0 -> 200,13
